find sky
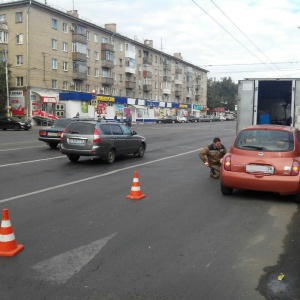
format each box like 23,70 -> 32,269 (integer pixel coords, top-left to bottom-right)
29,0 -> 300,82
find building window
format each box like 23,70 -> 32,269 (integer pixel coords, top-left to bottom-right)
102,36 -> 108,43
119,58 -> 122,67
52,59 -> 58,69
63,22 -> 68,33
95,68 -> 99,77
94,51 -> 99,61
15,12 -> 23,23
52,80 -> 58,89
138,50 -> 141,58
119,42 -> 123,51
62,42 -> 68,52
86,84 -> 90,92
63,61 -> 68,71
119,89 -> 122,96
52,39 -> 57,50
74,82 -> 81,92
52,19 -> 58,30
0,14 -> 6,22
94,34 -> 98,43
111,88 -> 115,95
63,81 -> 68,90
16,77 -> 23,86
87,66 -> 90,76
16,34 -> 23,44
87,31 -> 90,41
119,74 -> 122,82
0,31 -> 8,43
16,55 -> 23,66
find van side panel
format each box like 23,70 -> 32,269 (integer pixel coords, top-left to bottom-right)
237,80 -> 255,133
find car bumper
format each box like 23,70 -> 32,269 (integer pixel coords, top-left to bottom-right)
38,137 -> 60,143
221,170 -> 300,195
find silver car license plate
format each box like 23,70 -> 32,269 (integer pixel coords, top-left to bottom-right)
246,165 -> 274,174
69,138 -> 85,145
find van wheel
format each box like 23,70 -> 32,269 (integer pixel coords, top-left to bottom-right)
106,149 -> 116,164
221,183 -> 233,195
135,144 -> 145,158
68,155 -> 80,162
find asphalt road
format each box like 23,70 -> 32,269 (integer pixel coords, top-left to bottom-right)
0,121 -> 299,300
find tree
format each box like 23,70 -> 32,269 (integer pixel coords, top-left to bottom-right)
207,77 -> 238,111
0,61 -> 11,115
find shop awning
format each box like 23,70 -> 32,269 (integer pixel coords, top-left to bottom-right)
33,92 -> 58,103
129,104 -> 145,109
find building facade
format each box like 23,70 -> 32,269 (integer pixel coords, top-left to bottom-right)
0,0 -> 209,123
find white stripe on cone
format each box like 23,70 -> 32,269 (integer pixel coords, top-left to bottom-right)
0,233 -> 16,242
1,220 -> 12,228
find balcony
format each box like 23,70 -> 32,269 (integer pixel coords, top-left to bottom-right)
163,63 -> 171,71
143,70 -> 152,78
125,81 -> 136,89
72,34 -> 87,44
101,60 -> 114,68
73,71 -> 87,81
175,68 -> 183,74
195,95 -> 200,100
102,77 -> 114,85
72,52 -> 87,62
163,88 -> 171,95
175,91 -> 182,97
143,84 -> 152,91
163,76 -> 171,82
194,84 -> 201,90
143,57 -> 152,65
101,43 -> 114,51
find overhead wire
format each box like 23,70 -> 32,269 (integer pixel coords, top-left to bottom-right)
191,0 -> 284,77
209,0 -> 287,76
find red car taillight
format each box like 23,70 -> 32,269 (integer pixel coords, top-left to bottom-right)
93,128 -> 101,143
224,155 -> 231,171
291,159 -> 300,176
39,130 -> 46,136
60,128 -> 67,141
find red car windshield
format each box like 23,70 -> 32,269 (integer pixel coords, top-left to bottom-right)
234,129 -> 294,152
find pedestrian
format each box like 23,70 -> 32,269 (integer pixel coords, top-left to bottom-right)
198,137 -> 227,179
114,114 -> 118,122
126,113 -> 132,127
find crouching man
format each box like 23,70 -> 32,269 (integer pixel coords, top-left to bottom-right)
199,137 -> 227,179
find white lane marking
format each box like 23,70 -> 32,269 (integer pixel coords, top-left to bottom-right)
0,148 -> 201,203
0,145 -> 45,152
0,156 -> 65,168
32,233 -> 117,284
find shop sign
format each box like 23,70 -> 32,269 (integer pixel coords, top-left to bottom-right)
179,104 -> 187,109
96,96 -> 115,102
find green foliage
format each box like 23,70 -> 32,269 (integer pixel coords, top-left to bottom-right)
0,62 -> 10,114
207,77 -> 238,111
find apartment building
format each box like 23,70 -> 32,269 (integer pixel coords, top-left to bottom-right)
0,0 -> 209,123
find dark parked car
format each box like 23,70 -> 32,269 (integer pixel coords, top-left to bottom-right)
221,125 -> 300,196
0,116 -> 31,131
187,115 -> 200,123
60,120 -> 146,163
155,116 -> 179,123
39,117 -> 95,149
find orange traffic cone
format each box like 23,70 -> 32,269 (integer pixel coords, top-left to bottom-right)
0,209 -> 24,257
126,171 -> 145,200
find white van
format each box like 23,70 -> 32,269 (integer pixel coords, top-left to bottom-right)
224,113 -> 235,121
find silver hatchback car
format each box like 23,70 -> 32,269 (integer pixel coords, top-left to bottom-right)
60,120 -> 146,163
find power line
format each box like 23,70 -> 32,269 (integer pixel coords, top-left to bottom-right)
209,0 -> 287,76
191,0 -> 282,76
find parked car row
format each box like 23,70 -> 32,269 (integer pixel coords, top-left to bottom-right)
155,115 -> 228,124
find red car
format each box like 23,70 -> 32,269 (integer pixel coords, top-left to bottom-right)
220,125 -> 300,196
